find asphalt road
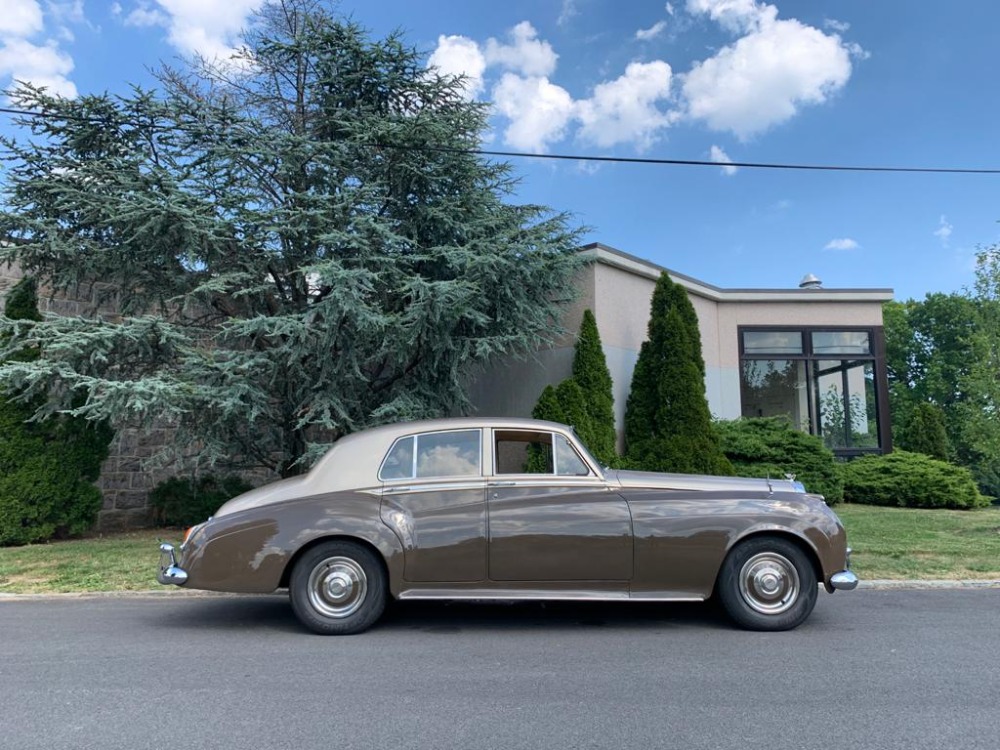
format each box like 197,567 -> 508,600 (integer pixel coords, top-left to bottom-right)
1,590 -> 998,750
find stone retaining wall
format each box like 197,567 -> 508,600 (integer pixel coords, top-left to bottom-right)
1,261 -> 184,530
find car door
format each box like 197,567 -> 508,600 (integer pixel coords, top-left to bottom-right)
379,429 -> 487,582
486,428 -> 633,583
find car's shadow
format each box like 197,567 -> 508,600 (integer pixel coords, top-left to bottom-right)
149,592 -> 737,635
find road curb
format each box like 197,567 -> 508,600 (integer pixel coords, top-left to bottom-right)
2,581 -> 1000,601
858,579 -> 1000,590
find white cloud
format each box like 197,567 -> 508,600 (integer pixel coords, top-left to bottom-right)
428,34 -> 486,99
682,1 -> 865,140
0,0 -> 44,37
709,144 -> 737,175
0,37 -> 76,97
0,1 -> 81,99
636,21 -> 668,41
124,4 -> 169,28
682,2 -> 862,140
557,0 -> 577,26
824,238 -> 860,251
934,215 -> 953,246
686,0 -> 764,34
824,18 -> 850,33
124,0 -> 260,61
492,72 -> 575,153
666,3 -> 676,15
484,21 -> 557,78
428,21 -> 677,153
577,61 -> 674,150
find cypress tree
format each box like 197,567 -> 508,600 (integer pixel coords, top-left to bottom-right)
571,309 -> 617,465
624,272 -> 732,475
531,384 -> 564,423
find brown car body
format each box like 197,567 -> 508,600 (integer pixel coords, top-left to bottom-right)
159,417 -> 857,632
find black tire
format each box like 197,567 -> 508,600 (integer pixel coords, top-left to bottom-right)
289,540 -> 387,635
716,536 -> 818,632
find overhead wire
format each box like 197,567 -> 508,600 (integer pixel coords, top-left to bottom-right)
1,105 -> 998,175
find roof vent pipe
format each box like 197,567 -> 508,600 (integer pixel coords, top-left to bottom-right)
799,273 -> 823,289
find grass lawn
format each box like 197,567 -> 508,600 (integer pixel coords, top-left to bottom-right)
835,503 -> 1000,580
1,505 -> 999,594
0,529 -> 173,595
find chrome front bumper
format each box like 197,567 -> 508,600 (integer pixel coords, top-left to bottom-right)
828,546 -> 859,591
157,542 -> 188,586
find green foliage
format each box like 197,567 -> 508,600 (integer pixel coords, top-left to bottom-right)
527,308 -> 617,466
882,291 -> 1000,495
148,475 -> 253,527
842,451 -> 989,510
571,310 -> 617,465
624,273 -> 732,475
896,402 -> 950,460
1,279 -> 112,546
2,278 -> 42,323
715,418 -> 844,503
0,1 -> 582,478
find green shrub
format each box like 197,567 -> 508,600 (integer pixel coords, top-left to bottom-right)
842,450 -> 989,509
149,475 -> 253,527
0,278 -> 113,546
715,417 -> 844,503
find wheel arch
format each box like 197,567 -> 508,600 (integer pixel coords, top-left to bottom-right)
721,529 -> 823,589
279,535 -> 390,591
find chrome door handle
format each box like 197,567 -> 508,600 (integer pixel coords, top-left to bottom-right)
488,481 -> 516,487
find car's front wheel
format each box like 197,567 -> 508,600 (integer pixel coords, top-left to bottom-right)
289,540 -> 387,635
716,536 -> 818,631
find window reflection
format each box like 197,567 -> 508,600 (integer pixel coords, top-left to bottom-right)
738,327 -> 882,452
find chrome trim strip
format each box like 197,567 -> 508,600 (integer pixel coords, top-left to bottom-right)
380,480 -> 487,496
397,589 -> 704,602
399,590 -> 629,601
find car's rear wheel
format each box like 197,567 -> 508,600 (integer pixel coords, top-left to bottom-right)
717,536 -> 818,631
289,540 -> 387,635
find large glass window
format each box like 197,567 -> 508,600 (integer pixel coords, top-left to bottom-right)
739,328 -> 884,453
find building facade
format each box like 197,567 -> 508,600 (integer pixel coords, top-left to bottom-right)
467,243 -> 895,457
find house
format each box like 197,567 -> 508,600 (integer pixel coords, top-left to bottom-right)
466,243 -> 895,457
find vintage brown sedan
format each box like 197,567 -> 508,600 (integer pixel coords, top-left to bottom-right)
158,417 -> 858,634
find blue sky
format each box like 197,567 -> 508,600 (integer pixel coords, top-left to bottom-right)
1,1 -> 998,300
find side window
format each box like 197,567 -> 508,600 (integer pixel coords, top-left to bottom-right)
380,436 -> 415,480
495,430 -> 554,474
379,430 -> 482,480
554,434 -> 590,476
494,430 -> 591,476
415,430 -> 481,478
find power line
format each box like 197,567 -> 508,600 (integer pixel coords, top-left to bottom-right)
2,105 -> 998,175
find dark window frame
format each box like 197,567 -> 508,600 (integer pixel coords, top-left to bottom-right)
738,325 -> 892,456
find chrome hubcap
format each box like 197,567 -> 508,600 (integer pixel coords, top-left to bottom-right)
307,556 -> 368,619
738,552 -> 800,615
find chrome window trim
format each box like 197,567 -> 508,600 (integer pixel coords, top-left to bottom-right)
378,428 -> 485,483
489,427 -> 603,480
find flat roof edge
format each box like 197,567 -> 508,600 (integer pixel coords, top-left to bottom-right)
580,243 -> 895,302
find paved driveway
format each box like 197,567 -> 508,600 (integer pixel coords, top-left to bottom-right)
2,590 -> 998,750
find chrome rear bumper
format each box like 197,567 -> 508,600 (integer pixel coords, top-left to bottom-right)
830,570 -> 859,590
157,542 -> 188,586
829,546 -> 858,591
